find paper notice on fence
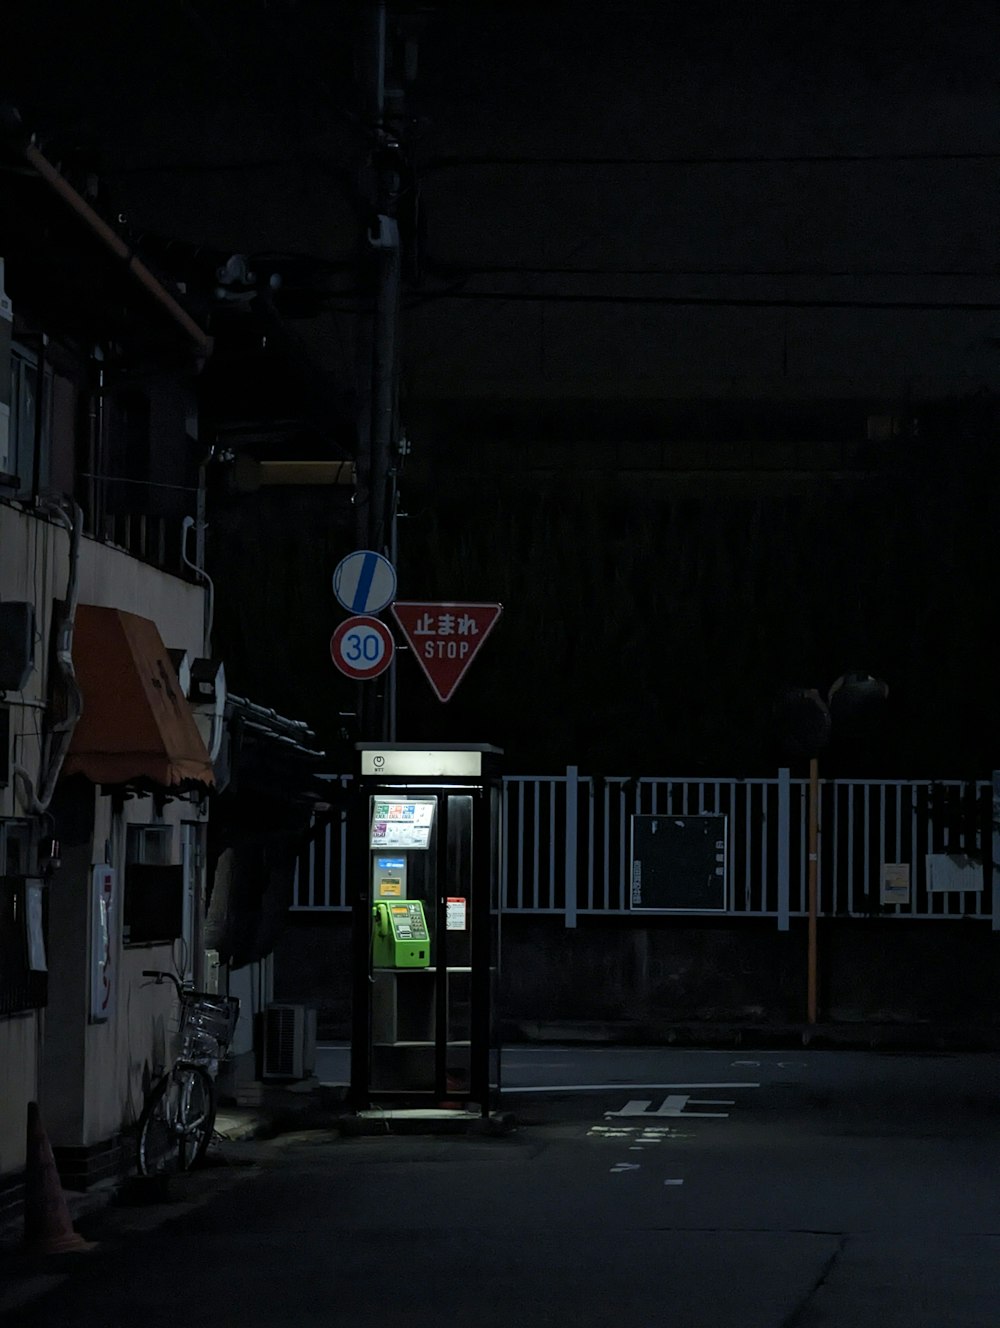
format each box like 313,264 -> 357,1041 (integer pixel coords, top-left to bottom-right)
881,863 -> 910,906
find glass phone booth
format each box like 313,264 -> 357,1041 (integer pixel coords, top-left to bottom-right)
350,744 -> 503,1115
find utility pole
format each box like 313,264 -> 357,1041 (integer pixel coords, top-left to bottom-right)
355,0 -> 402,741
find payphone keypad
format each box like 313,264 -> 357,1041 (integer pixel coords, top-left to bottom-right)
391,902 -> 427,940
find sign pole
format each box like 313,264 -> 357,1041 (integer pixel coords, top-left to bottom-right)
355,0 -> 402,743
388,492 -> 398,742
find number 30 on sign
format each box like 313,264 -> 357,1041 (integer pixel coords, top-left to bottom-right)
330,616 -> 394,680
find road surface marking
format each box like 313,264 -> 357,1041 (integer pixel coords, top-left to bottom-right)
587,1125 -> 695,1140
606,1095 -> 730,1119
664,1179 -> 684,1186
610,1162 -> 641,1173
506,1081 -> 760,1094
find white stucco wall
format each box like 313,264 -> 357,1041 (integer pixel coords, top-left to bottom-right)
0,1015 -> 38,1176
3,502 -> 210,1168
77,534 -> 206,659
79,791 -> 205,1147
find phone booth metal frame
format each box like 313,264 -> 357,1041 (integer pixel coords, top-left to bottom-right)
350,743 -> 503,1115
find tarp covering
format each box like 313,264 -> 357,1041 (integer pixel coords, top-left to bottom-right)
62,605 -> 214,789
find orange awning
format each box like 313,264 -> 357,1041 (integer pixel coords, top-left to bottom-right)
63,605 -> 215,790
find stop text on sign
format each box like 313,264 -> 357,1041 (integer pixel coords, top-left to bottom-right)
425,639 -> 471,659
411,610 -> 481,661
391,602 -> 502,702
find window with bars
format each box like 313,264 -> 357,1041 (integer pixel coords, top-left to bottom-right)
123,824 -> 182,946
2,344 -> 52,495
0,875 -> 47,1016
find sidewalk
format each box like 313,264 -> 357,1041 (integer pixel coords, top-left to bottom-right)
0,1079 -> 348,1320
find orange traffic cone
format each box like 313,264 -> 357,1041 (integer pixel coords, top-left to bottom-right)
437,1072 -> 466,1112
22,1102 -> 96,1255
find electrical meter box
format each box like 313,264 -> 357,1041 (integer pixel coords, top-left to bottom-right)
372,900 -> 430,968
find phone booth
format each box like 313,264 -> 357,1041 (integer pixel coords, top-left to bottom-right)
350,743 -> 503,1115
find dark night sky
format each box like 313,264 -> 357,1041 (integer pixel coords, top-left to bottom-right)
3,1 -> 998,774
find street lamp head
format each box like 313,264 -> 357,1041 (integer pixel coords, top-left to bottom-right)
828,671 -> 889,723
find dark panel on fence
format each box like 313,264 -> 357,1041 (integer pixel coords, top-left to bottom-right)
630,815 -> 727,911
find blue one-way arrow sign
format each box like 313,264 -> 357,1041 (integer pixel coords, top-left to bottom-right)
332,550 -> 397,615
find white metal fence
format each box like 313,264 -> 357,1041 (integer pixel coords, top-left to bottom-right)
292,769 -> 999,929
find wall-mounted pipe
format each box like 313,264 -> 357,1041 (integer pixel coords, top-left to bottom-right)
22,140 -> 213,361
13,497 -> 84,814
181,515 -> 214,655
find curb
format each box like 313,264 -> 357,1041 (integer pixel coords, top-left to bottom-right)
334,1110 -> 516,1137
502,1019 -> 1000,1052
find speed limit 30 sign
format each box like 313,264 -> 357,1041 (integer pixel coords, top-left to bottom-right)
330,616 -> 394,680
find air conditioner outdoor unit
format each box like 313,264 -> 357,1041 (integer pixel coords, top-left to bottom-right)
261,1003 -> 317,1081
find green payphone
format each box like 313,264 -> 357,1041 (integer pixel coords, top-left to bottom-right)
369,798 -> 433,967
372,900 -> 430,968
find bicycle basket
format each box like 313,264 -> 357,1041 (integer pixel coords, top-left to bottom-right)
178,991 -> 240,1055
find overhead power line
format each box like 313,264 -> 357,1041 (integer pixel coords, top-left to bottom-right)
405,290 -> 1000,311
423,150 -> 1000,172
427,263 -> 1000,280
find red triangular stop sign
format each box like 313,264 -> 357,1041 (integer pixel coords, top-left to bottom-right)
391,602 -> 502,702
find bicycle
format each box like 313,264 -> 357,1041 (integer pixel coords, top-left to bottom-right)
136,970 -> 241,1177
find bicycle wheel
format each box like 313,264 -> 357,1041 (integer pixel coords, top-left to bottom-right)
137,1072 -> 180,1176
175,1062 -> 216,1170
137,1064 -> 215,1176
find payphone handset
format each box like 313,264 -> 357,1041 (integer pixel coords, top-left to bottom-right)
372,900 -> 431,968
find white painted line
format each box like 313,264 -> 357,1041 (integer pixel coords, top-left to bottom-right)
610,1163 -> 641,1173
664,1179 -> 684,1186
605,1095 -> 731,1120
587,1125 -> 695,1140
732,1060 -> 760,1067
505,1082 -> 759,1094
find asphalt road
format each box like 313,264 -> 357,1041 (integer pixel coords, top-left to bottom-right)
4,1048 -> 1000,1327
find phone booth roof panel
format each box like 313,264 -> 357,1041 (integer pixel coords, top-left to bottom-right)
357,744 -> 502,779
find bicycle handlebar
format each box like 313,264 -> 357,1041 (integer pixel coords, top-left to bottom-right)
141,969 -> 185,997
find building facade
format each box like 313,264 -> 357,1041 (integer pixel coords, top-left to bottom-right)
1,126 -> 217,1213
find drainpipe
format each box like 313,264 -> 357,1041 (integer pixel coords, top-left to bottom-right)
181,515 -> 224,765
20,138 -> 213,361
181,515 -> 214,655
13,498 -> 84,813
